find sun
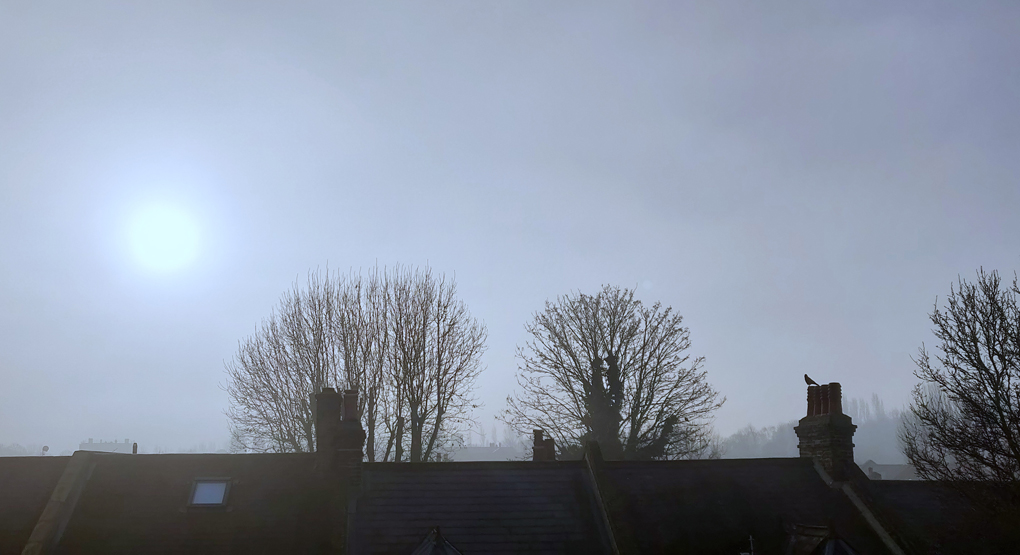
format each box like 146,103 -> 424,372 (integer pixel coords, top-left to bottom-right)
127,204 -> 200,272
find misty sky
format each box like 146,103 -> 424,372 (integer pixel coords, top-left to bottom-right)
2,2 -> 1018,454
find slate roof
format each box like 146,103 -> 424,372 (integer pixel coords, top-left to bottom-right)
351,461 -> 610,555
597,458 -> 892,555
864,480 -> 1020,554
0,456 -> 68,555
4,450 -> 1017,554
50,452 -> 340,555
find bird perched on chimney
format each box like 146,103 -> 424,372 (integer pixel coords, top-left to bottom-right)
804,374 -> 818,386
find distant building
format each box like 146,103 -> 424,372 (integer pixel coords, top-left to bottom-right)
858,459 -> 918,481
2,385 -> 1016,554
78,438 -> 134,453
451,443 -> 524,462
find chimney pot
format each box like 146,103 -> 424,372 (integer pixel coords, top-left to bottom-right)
829,383 -> 843,415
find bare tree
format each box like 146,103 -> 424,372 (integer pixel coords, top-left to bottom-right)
504,285 -> 724,460
901,269 -> 1020,504
388,267 -> 487,462
224,276 -> 339,453
225,265 -> 485,462
329,267 -> 391,460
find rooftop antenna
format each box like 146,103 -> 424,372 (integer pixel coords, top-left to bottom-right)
740,535 -> 755,555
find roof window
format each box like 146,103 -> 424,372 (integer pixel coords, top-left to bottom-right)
189,479 -> 230,506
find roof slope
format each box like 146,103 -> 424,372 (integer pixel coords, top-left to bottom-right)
52,453 -> 340,555
12,450 -> 1018,555
865,480 -> 1020,554
352,461 -> 609,555
0,456 -> 67,555
599,457 -> 892,555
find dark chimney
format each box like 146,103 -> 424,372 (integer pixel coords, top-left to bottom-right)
338,390 -> 366,480
532,429 -> 556,461
342,389 -> 358,422
794,382 -> 857,479
314,388 -> 366,485
315,387 -> 343,454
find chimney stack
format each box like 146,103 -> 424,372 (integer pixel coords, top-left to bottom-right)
532,429 -> 556,461
337,389 -> 366,484
314,388 -> 366,483
315,387 -> 343,454
342,389 -> 358,422
794,382 -> 857,479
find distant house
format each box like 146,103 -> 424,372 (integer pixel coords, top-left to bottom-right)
858,459 -> 918,481
77,438 -> 134,454
1,385 -> 1016,554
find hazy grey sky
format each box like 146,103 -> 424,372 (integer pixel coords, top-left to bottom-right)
2,2 -> 1018,454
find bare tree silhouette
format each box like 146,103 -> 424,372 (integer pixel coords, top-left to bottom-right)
505,285 -> 723,460
225,265 -> 485,462
901,268 -> 1020,507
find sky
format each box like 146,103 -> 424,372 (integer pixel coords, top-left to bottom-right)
1,1 -> 1018,455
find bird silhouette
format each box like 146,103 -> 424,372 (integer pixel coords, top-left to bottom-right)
804,374 -> 818,386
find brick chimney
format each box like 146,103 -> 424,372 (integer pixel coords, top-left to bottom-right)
314,388 -> 366,483
532,429 -> 556,461
315,387 -> 342,453
794,382 -> 857,479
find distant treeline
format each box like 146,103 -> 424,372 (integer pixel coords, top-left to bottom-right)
0,444 -> 60,457
721,394 -> 907,464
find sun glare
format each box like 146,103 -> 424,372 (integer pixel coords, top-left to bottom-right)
127,204 -> 200,272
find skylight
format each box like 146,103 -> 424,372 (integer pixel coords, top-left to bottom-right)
190,479 -> 230,506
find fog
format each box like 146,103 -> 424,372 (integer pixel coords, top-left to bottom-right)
1,2 -> 1018,456
721,394 -> 908,464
